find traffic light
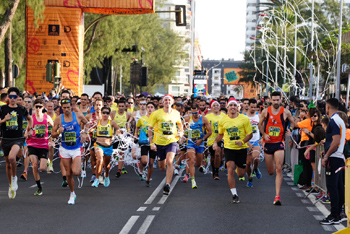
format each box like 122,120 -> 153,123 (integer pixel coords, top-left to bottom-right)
54,62 -> 61,78
140,67 -> 148,86
175,5 -> 186,26
45,62 -> 53,83
54,76 -> 61,90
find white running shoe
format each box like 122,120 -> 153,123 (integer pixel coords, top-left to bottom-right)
68,193 -> 76,205
174,168 -> 179,176
11,176 -> 18,191
99,175 -> 104,185
191,179 -> 198,189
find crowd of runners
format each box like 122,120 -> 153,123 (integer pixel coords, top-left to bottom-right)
0,86 -> 347,225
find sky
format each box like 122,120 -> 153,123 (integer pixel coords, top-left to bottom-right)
195,0 -> 247,61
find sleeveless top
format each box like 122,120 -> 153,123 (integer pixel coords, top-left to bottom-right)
135,110 -> 143,124
114,111 -> 127,128
245,112 -> 260,142
61,112 -> 82,150
96,119 -> 113,138
264,106 -> 285,143
188,116 -> 204,143
48,112 -> 56,135
27,114 -> 49,149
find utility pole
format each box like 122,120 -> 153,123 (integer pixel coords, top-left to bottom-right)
336,0 -> 343,100
309,0 -> 315,99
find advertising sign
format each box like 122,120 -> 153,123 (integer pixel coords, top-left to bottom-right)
26,6 -> 84,95
223,68 -> 257,98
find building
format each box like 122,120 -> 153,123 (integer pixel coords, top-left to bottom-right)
156,0 -> 196,96
245,0 -> 269,51
203,59 -> 252,98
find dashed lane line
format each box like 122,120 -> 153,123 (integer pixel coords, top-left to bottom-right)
119,216 -> 140,234
136,215 -> 155,234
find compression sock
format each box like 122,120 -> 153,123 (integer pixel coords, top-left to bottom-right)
36,180 -> 42,189
230,188 -> 237,196
63,176 -> 67,181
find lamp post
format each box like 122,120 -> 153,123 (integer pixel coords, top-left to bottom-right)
336,0 -> 344,100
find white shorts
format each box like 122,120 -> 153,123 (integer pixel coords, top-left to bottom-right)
59,146 -> 82,160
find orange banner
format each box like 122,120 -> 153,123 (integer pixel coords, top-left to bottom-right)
26,6 -> 84,95
223,68 -> 257,99
43,0 -> 154,14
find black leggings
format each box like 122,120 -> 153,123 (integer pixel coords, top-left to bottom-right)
298,141 -> 313,186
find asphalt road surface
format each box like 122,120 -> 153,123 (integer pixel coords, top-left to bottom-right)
0,158 -> 346,234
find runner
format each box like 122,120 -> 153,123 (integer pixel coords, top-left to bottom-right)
111,99 -> 132,177
51,98 -> 88,205
206,100 -> 225,180
148,94 -> 183,195
134,102 -> 157,185
213,98 -> 252,203
79,93 -> 90,116
46,101 -> 56,173
184,103 -> 211,189
0,87 -> 32,199
241,98 -> 249,115
26,99 -> 54,195
245,98 -> 262,188
92,107 -> 120,188
258,91 -> 294,205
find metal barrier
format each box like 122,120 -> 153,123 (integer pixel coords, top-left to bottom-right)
345,158 -> 350,227
283,137 -> 292,173
310,145 -> 327,201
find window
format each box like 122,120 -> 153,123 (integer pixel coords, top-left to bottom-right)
176,71 -> 180,76
172,86 -> 180,92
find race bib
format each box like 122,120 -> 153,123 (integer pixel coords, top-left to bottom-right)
6,114 -> 18,131
269,127 -> 281,137
98,126 -> 109,137
22,120 -> 28,131
252,126 -> 257,133
227,127 -> 240,140
48,125 -> 53,134
161,122 -> 174,136
191,129 -> 201,140
64,132 -> 77,146
214,122 -> 219,134
35,124 -> 46,138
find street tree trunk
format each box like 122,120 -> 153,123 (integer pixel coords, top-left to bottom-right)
5,25 -> 13,87
0,0 -> 20,46
0,68 -> 4,87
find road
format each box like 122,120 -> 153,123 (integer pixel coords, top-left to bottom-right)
0,158 -> 346,234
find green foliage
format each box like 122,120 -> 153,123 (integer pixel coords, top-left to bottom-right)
84,13 -> 186,94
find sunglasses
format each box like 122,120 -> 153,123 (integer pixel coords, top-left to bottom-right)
35,105 -> 43,109
191,111 -> 199,115
128,102 -> 134,104
220,102 -> 226,104
25,100 -> 32,103
312,114 -> 318,118
9,95 -> 17,99
140,103 -> 147,105
102,111 -> 110,115
61,99 -> 71,104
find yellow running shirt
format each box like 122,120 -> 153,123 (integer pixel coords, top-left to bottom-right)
148,109 -> 181,146
206,112 -> 226,146
114,111 -> 127,128
218,114 -> 252,150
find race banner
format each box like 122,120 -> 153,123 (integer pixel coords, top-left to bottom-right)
43,0 -> 154,14
26,6 -> 84,95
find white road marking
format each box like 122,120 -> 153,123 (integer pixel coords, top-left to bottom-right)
29,182 -> 44,188
119,216 -> 139,234
144,177 -> 166,205
136,215 -> 155,234
137,207 -> 147,212
152,207 -> 160,211
301,199 -> 311,204
296,193 -> 304,197
287,182 -> 295,186
291,187 -> 298,191
307,207 -> 320,212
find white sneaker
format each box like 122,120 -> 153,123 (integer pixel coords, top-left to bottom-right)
174,168 -> 179,176
68,193 -> 76,205
8,186 -> 11,199
99,175 -> 104,185
11,176 -> 18,191
191,179 -> 198,189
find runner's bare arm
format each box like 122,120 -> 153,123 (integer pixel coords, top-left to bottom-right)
51,115 -> 62,138
202,116 -> 212,141
213,133 -> 223,151
285,109 -> 295,129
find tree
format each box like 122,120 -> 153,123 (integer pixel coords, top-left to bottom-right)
0,0 -> 20,46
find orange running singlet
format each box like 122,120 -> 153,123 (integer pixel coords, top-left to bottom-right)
264,106 -> 286,143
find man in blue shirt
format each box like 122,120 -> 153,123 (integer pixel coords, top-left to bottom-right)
320,98 -> 346,225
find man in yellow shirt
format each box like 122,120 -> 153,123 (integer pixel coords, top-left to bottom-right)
0,93 -> 8,106
206,100 -> 225,180
213,98 -> 252,203
148,94 -> 183,195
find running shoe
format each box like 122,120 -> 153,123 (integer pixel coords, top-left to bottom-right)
62,180 -> 68,187
99,175 -> 104,185
183,174 -> 189,183
231,195 -> 240,204
163,183 -> 170,195
90,174 -> 96,183
174,168 -> 179,176
191,179 -> 198,189
92,178 -> 99,188
239,177 -> 245,181
299,185 -> 312,190
34,188 -> 43,196
139,174 -> 146,181
153,161 -> 157,169
20,172 -> 27,180
247,179 -> 253,188
104,177 -> 110,187
340,213 -> 347,222
121,167 -> 128,174
11,176 -> 18,191
116,170 -> 121,178
219,165 -> 225,172
9,187 -> 16,199
198,166 -> 204,173
319,215 -> 340,225
213,173 -> 220,180
146,181 -> 150,187
68,193 -> 76,205
251,172 -> 256,178
254,169 -> 262,179
273,197 -> 282,205
47,163 -> 54,174
321,196 -> 331,204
